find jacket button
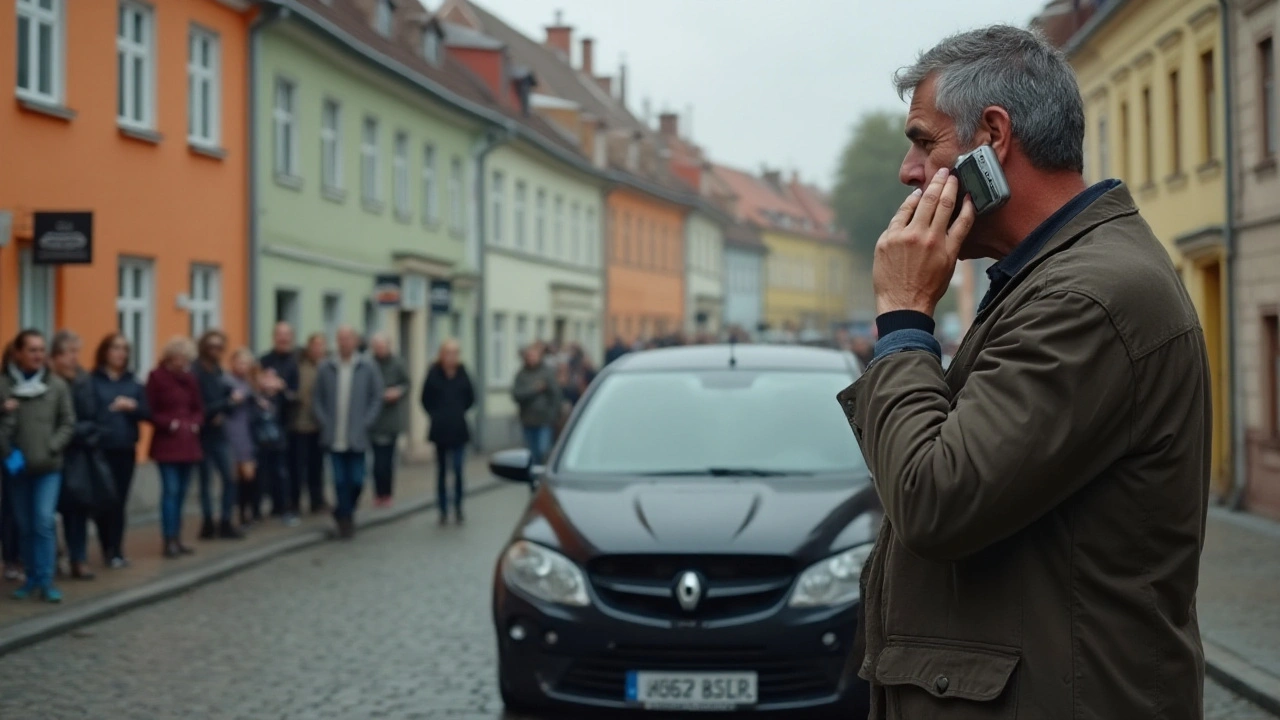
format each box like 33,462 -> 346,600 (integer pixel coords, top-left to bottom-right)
935,676 -> 949,694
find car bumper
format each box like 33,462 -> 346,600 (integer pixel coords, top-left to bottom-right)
495,584 -> 868,713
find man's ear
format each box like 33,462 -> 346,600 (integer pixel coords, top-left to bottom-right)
980,106 -> 1014,164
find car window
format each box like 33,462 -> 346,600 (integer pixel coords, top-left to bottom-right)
557,369 -> 868,475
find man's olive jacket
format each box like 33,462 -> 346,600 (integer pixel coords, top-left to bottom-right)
839,183 -> 1210,719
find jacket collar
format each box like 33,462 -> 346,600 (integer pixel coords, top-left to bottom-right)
975,181 -> 1140,323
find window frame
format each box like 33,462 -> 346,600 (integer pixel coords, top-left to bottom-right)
535,188 -> 547,254
422,143 -> 439,226
585,207 -> 597,267
116,1 -> 156,130
187,25 -> 221,148
392,130 -> 410,219
1201,50 -> 1216,163
116,256 -> 155,377
449,155 -> 464,234
1262,37 -> 1277,159
514,180 -> 528,249
16,0 -> 64,105
17,246 -> 55,336
188,264 -> 222,338
490,313 -> 508,383
273,77 -> 299,177
374,0 -> 394,36
1169,69 -> 1182,176
491,170 -> 505,245
320,98 -> 343,191
570,201 -> 581,263
322,291 -> 344,346
361,115 -> 382,206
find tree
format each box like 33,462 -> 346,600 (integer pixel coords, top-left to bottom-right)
833,111 -> 910,261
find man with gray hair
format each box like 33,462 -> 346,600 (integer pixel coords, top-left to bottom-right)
838,26 -> 1209,718
367,331 -> 409,507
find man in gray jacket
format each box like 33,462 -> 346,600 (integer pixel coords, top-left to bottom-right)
312,326 -> 383,539
511,344 -> 559,465
368,332 -> 409,507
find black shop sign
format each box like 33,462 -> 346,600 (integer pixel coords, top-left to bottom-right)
33,212 -> 93,264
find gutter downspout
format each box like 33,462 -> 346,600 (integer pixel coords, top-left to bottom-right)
1221,0 -> 1247,510
248,5 -> 285,349
470,121 -> 517,452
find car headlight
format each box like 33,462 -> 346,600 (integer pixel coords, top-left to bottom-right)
788,543 -> 874,607
501,540 -> 590,606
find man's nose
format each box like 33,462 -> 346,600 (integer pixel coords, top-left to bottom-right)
899,155 -> 925,188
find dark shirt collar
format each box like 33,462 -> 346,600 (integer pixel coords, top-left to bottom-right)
979,179 -> 1120,313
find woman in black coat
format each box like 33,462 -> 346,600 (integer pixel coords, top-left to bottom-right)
420,340 -> 474,525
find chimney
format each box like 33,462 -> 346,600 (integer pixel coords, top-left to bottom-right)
580,38 -> 594,76
763,169 -> 782,192
618,56 -> 628,108
595,75 -> 612,96
545,10 -> 572,59
658,112 -> 679,137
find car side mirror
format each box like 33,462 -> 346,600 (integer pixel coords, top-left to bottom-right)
489,448 -> 534,484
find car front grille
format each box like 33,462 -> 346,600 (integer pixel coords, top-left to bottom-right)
588,555 -> 797,622
556,644 -> 838,703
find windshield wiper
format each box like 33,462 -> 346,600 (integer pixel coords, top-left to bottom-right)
638,467 -> 803,477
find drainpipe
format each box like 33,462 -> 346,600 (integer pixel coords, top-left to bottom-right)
1220,0 -> 1246,509
248,5 -> 285,350
470,121 -> 516,452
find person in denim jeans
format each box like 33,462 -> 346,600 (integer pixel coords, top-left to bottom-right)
146,337 -> 205,558
420,339 -> 475,524
0,330 -> 75,603
193,331 -> 245,541
511,344 -> 559,465
312,326 -> 382,540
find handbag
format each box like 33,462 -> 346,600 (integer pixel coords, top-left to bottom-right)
60,446 -> 119,514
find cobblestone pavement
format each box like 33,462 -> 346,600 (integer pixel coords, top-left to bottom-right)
0,485 -> 1272,719
1199,509 -> 1280,681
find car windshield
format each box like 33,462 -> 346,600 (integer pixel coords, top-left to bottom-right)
557,369 -> 869,475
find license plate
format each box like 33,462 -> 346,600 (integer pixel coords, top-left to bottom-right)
625,671 -> 758,710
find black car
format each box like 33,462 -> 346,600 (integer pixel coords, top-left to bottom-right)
489,344 -> 880,717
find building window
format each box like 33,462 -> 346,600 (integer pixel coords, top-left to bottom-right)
554,195 -> 565,259
117,258 -> 154,376
1097,117 -> 1109,180
535,316 -> 547,342
585,207 -> 597,267
322,292 -> 343,345
1201,51 -> 1215,162
321,98 -> 342,190
273,78 -> 298,177
374,0 -> 394,37
535,189 -> 547,253
570,202 -> 581,263
423,29 -> 441,65
1141,86 -> 1154,185
490,313 -> 507,383
361,116 -> 381,205
393,131 -> 410,218
187,27 -> 220,147
364,298 -> 380,337
491,171 -> 505,245
189,265 -> 221,337
1119,101 -> 1130,181
16,0 -> 63,105
515,315 -> 529,351
275,288 -> 300,328
514,181 -> 528,249
1264,314 -> 1280,437
449,156 -> 464,234
17,247 -> 54,336
117,1 -> 155,129
422,143 -> 439,225
1263,38 -> 1277,158
1169,70 -> 1182,176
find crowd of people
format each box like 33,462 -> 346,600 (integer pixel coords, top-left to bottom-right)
0,321 -> 478,603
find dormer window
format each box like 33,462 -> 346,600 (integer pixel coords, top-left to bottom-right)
423,29 -> 441,65
374,0 -> 394,37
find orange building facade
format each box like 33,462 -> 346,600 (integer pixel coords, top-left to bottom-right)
606,187 -> 688,343
1,0 -> 250,372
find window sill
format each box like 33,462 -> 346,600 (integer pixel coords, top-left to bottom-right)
17,97 -> 76,122
188,142 -> 227,160
1165,172 -> 1189,191
275,173 -> 304,192
321,186 -> 347,204
1255,156 -> 1278,178
363,199 -> 385,215
118,124 -> 163,145
1196,159 -> 1222,180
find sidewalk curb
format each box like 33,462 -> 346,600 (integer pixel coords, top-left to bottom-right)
0,479 -> 505,658
1204,638 -> 1280,717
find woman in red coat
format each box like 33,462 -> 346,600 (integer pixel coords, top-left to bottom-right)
146,337 -> 203,558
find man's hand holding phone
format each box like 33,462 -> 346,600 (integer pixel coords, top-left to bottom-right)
872,167 -> 975,317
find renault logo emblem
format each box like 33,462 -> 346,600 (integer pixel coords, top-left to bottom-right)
676,571 -> 703,612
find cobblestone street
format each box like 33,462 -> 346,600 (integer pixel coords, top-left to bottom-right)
0,485 -> 1272,719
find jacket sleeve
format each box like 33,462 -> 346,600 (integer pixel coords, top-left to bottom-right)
146,377 -> 175,431
311,368 -> 331,431
49,383 -> 77,454
364,364 -> 386,430
843,290 -> 1134,561
133,381 -> 152,423
462,370 -> 476,411
511,370 -> 539,403
420,368 -> 438,415
199,371 -> 230,423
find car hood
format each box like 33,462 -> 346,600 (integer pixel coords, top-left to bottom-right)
517,473 -> 881,563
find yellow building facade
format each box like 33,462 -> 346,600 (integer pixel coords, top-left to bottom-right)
1069,0 -> 1231,494
762,231 -> 858,338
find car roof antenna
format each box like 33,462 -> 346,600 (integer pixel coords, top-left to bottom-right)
728,334 -> 738,368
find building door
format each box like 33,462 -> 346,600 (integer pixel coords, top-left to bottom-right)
554,316 -> 566,348
399,310 -> 414,368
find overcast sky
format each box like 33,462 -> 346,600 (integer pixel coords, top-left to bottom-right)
424,0 -> 1041,189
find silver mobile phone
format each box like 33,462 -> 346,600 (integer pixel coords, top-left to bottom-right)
951,145 -> 1011,221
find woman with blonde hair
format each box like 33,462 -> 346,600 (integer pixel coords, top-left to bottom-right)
224,349 -> 261,526
419,339 -> 474,524
145,337 -> 203,558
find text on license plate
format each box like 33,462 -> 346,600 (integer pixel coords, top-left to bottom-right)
625,671 -> 758,709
